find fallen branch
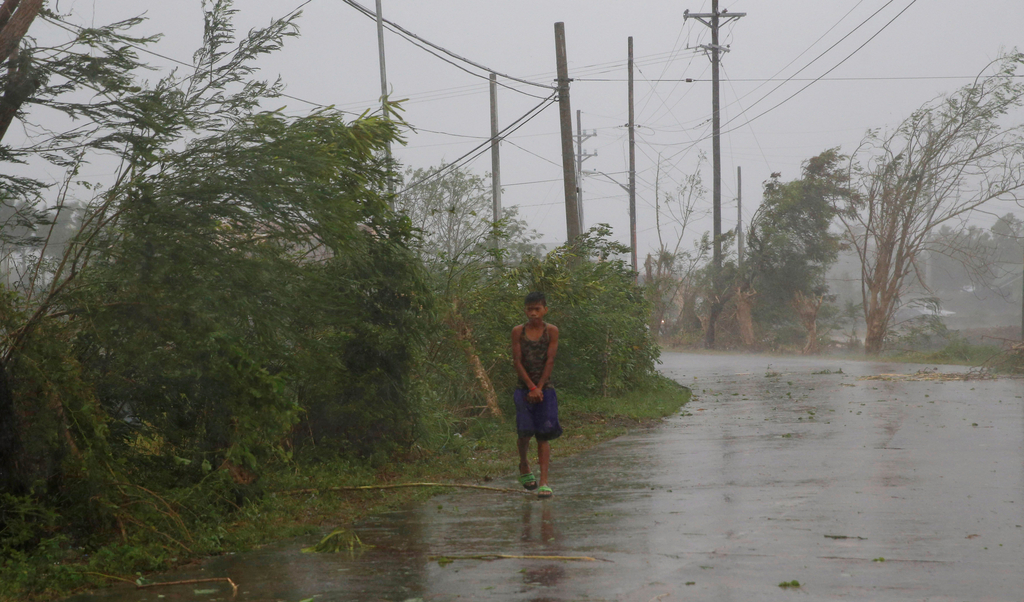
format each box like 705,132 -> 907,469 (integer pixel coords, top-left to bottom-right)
431,553 -> 600,562
858,369 -> 995,382
137,577 -> 238,595
276,482 -> 528,496
82,572 -> 136,585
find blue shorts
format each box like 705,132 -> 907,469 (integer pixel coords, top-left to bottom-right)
514,387 -> 562,441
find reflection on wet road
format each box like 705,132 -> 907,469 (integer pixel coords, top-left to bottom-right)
69,353 -> 1024,601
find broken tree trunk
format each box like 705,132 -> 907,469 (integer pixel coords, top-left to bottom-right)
792,291 -> 824,355
734,286 -> 757,348
446,299 -> 502,417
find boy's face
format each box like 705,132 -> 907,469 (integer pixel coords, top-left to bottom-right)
525,302 -> 548,321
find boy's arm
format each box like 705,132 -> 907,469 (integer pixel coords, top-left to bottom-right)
511,325 -> 537,390
534,324 -> 559,389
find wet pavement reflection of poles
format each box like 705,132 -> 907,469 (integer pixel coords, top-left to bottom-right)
68,352 -> 1024,601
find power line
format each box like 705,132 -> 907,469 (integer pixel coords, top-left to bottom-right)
334,48 -> 708,117
399,93 -> 557,194
337,0 -> 554,91
504,139 -> 562,168
718,0 -> 921,135
658,0 -> 921,168
719,0 -> 867,111
504,178 -> 563,188
721,62 -> 773,174
716,0 -> 901,128
577,74 -> 1015,83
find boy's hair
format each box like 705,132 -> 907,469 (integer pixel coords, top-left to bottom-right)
524,291 -> 547,306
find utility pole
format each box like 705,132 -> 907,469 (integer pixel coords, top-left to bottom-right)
554,22 -> 580,244
575,110 -> 597,236
628,36 -> 637,275
685,2 -> 745,347
374,0 -> 394,197
490,73 -> 501,226
737,166 -> 744,267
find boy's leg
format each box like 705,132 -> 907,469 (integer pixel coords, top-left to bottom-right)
517,436 -> 532,474
537,439 -> 550,486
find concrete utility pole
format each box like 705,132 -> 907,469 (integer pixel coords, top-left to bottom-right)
628,36 -> 637,275
575,110 -> 597,236
554,22 -> 580,244
374,0 -> 394,197
685,1 -> 745,346
490,73 -> 501,225
737,166 -> 744,267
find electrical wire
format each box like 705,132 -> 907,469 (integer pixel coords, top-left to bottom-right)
576,74 -> 1020,83
504,177 -> 563,188
337,0 -> 554,91
720,63 -> 773,174
332,48 -> 707,117
658,0 -> 920,167
718,0 -> 920,135
716,0 -> 901,129
503,139 -> 563,168
399,92 -> 557,194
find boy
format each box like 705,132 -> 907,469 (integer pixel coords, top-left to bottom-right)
511,291 -> 561,498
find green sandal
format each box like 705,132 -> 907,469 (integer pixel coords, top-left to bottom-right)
519,472 -> 538,490
537,485 -> 553,498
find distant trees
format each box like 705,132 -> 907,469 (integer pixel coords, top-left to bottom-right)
837,53 -> 1024,353
644,157 -> 710,341
744,150 -> 845,353
396,164 -> 542,270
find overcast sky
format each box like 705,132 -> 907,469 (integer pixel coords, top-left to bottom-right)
47,0 -> 1024,256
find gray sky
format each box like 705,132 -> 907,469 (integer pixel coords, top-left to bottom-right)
49,0 -> 1024,255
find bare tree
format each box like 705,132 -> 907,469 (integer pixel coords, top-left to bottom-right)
645,154 -> 710,339
837,53 -> 1024,354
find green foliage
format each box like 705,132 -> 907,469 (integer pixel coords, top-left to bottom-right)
745,149 -> 846,344
0,3 -> 428,596
888,314 -> 1001,365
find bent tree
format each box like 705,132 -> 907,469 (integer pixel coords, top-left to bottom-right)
744,150 -> 844,353
837,53 -> 1024,354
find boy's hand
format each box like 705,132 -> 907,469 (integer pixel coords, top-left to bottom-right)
527,387 -> 543,403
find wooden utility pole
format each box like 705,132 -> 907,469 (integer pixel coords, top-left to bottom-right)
489,73 -> 501,226
628,36 -> 637,275
685,2 -> 745,347
737,166 -> 744,267
554,22 -> 580,244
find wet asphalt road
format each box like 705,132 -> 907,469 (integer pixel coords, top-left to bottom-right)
70,352 -> 1024,602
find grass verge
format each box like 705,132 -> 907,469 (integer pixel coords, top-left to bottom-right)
2,376 -> 689,602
